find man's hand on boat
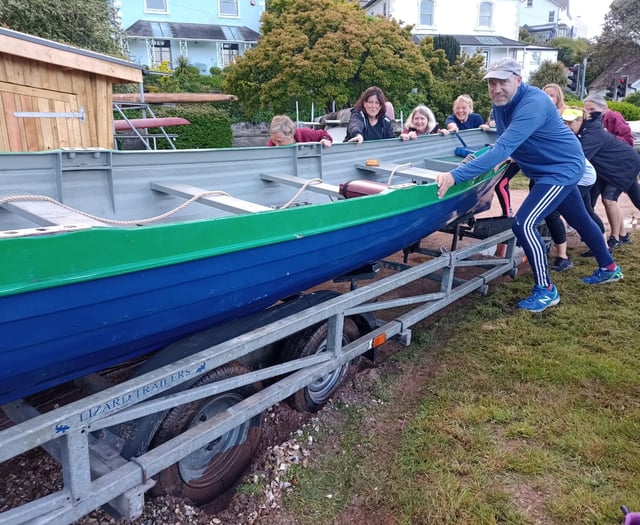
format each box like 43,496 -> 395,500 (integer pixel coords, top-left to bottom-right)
436,172 -> 455,198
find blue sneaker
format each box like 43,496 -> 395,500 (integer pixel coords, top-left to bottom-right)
517,284 -> 560,312
581,265 -> 623,285
552,257 -> 573,272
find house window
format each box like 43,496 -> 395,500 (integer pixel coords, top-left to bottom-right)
529,51 -> 541,65
478,2 -> 492,27
145,0 -> 167,13
220,0 -> 238,16
152,39 -> 171,67
548,10 -> 555,22
420,0 -> 434,26
223,43 -> 239,66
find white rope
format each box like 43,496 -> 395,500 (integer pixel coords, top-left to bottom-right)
278,178 -> 325,209
0,191 -> 232,226
387,163 -> 413,185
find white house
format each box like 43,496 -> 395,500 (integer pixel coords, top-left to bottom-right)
519,0 -> 577,41
112,0 -> 265,73
361,0 -> 558,82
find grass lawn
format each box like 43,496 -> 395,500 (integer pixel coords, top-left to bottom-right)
275,232 -> 640,525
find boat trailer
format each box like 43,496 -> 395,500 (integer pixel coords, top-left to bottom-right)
0,224 -> 520,524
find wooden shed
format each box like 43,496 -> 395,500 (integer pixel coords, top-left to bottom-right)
0,28 -> 142,152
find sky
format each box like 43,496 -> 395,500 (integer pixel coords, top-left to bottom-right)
570,1 -> 611,38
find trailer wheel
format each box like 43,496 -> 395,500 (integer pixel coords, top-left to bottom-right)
149,362 -> 262,504
282,318 -> 360,413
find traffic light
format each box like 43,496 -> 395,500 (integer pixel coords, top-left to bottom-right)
616,76 -> 628,99
606,81 -> 615,99
567,64 -> 580,92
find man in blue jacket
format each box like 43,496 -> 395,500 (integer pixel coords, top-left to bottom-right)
436,58 -> 622,312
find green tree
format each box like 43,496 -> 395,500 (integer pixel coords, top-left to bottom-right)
0,0 -> 125,57
590,0 -> 640,77
223,0 -> 433,118
432,35 -> 460,66
527,60 -> 568,89
547,37 -> 591,67
519,27 -> 535,44
443,52 -> 492,121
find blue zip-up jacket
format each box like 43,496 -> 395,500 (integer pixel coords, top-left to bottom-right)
451,83 -> 585,185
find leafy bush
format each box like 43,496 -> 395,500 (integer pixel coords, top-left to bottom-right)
607,101 -> 640,121
566,100 -> 640,122
622,91 -> 640,108
152,104 -> 233,149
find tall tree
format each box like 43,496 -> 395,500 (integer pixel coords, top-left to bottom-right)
443,52 -> 492,122
547,37 -> 591,68
527,60 -> 568,89
0,0 -> 125,57
432,35 -> 460,66
223,0 -> 433,118
590,0 -> 640,73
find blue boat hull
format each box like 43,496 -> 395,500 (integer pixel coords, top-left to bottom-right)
0,176 -> 498,403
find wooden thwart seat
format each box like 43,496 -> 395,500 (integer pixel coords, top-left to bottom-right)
355,161 -> 441,182
260,173 -> 342,198
150,182 -> 271,214
1,200 -> 109,227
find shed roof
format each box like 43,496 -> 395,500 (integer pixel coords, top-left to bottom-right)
125,21 -> 261,42
0,27 -> 142,83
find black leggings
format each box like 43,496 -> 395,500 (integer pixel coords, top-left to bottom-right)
494,161 -> 521,216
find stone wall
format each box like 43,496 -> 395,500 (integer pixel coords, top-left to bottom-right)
231,122 -> 270,147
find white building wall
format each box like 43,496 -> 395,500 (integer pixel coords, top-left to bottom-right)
364,0 -> 520,41
519,0 -> 564,28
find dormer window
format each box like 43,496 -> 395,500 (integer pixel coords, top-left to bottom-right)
420,0 -> 434,26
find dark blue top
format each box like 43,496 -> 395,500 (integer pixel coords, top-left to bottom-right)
578,113 -> 640,191
445,113 -> 484,130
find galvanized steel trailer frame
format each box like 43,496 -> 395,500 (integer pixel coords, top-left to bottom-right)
0,228 -> 518,525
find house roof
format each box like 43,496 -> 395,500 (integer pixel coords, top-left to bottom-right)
590,54 -> 640,89
125,21 -> 261,42
414,34 -> 533,49
0,27 -> 142,82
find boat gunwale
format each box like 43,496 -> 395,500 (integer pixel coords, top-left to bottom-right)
0,170 -> 499,297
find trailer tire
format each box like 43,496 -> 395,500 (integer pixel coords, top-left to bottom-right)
282,318 -> 360,413
149,362 -> 262,504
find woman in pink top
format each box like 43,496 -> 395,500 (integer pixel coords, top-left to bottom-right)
583,94 -> 634,146
267,115 -> 333,147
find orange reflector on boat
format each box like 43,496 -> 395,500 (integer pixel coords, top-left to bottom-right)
372,333 -> 387,348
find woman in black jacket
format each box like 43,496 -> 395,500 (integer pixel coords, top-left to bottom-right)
563,108 -> 640,248
344,86 -> 396,143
